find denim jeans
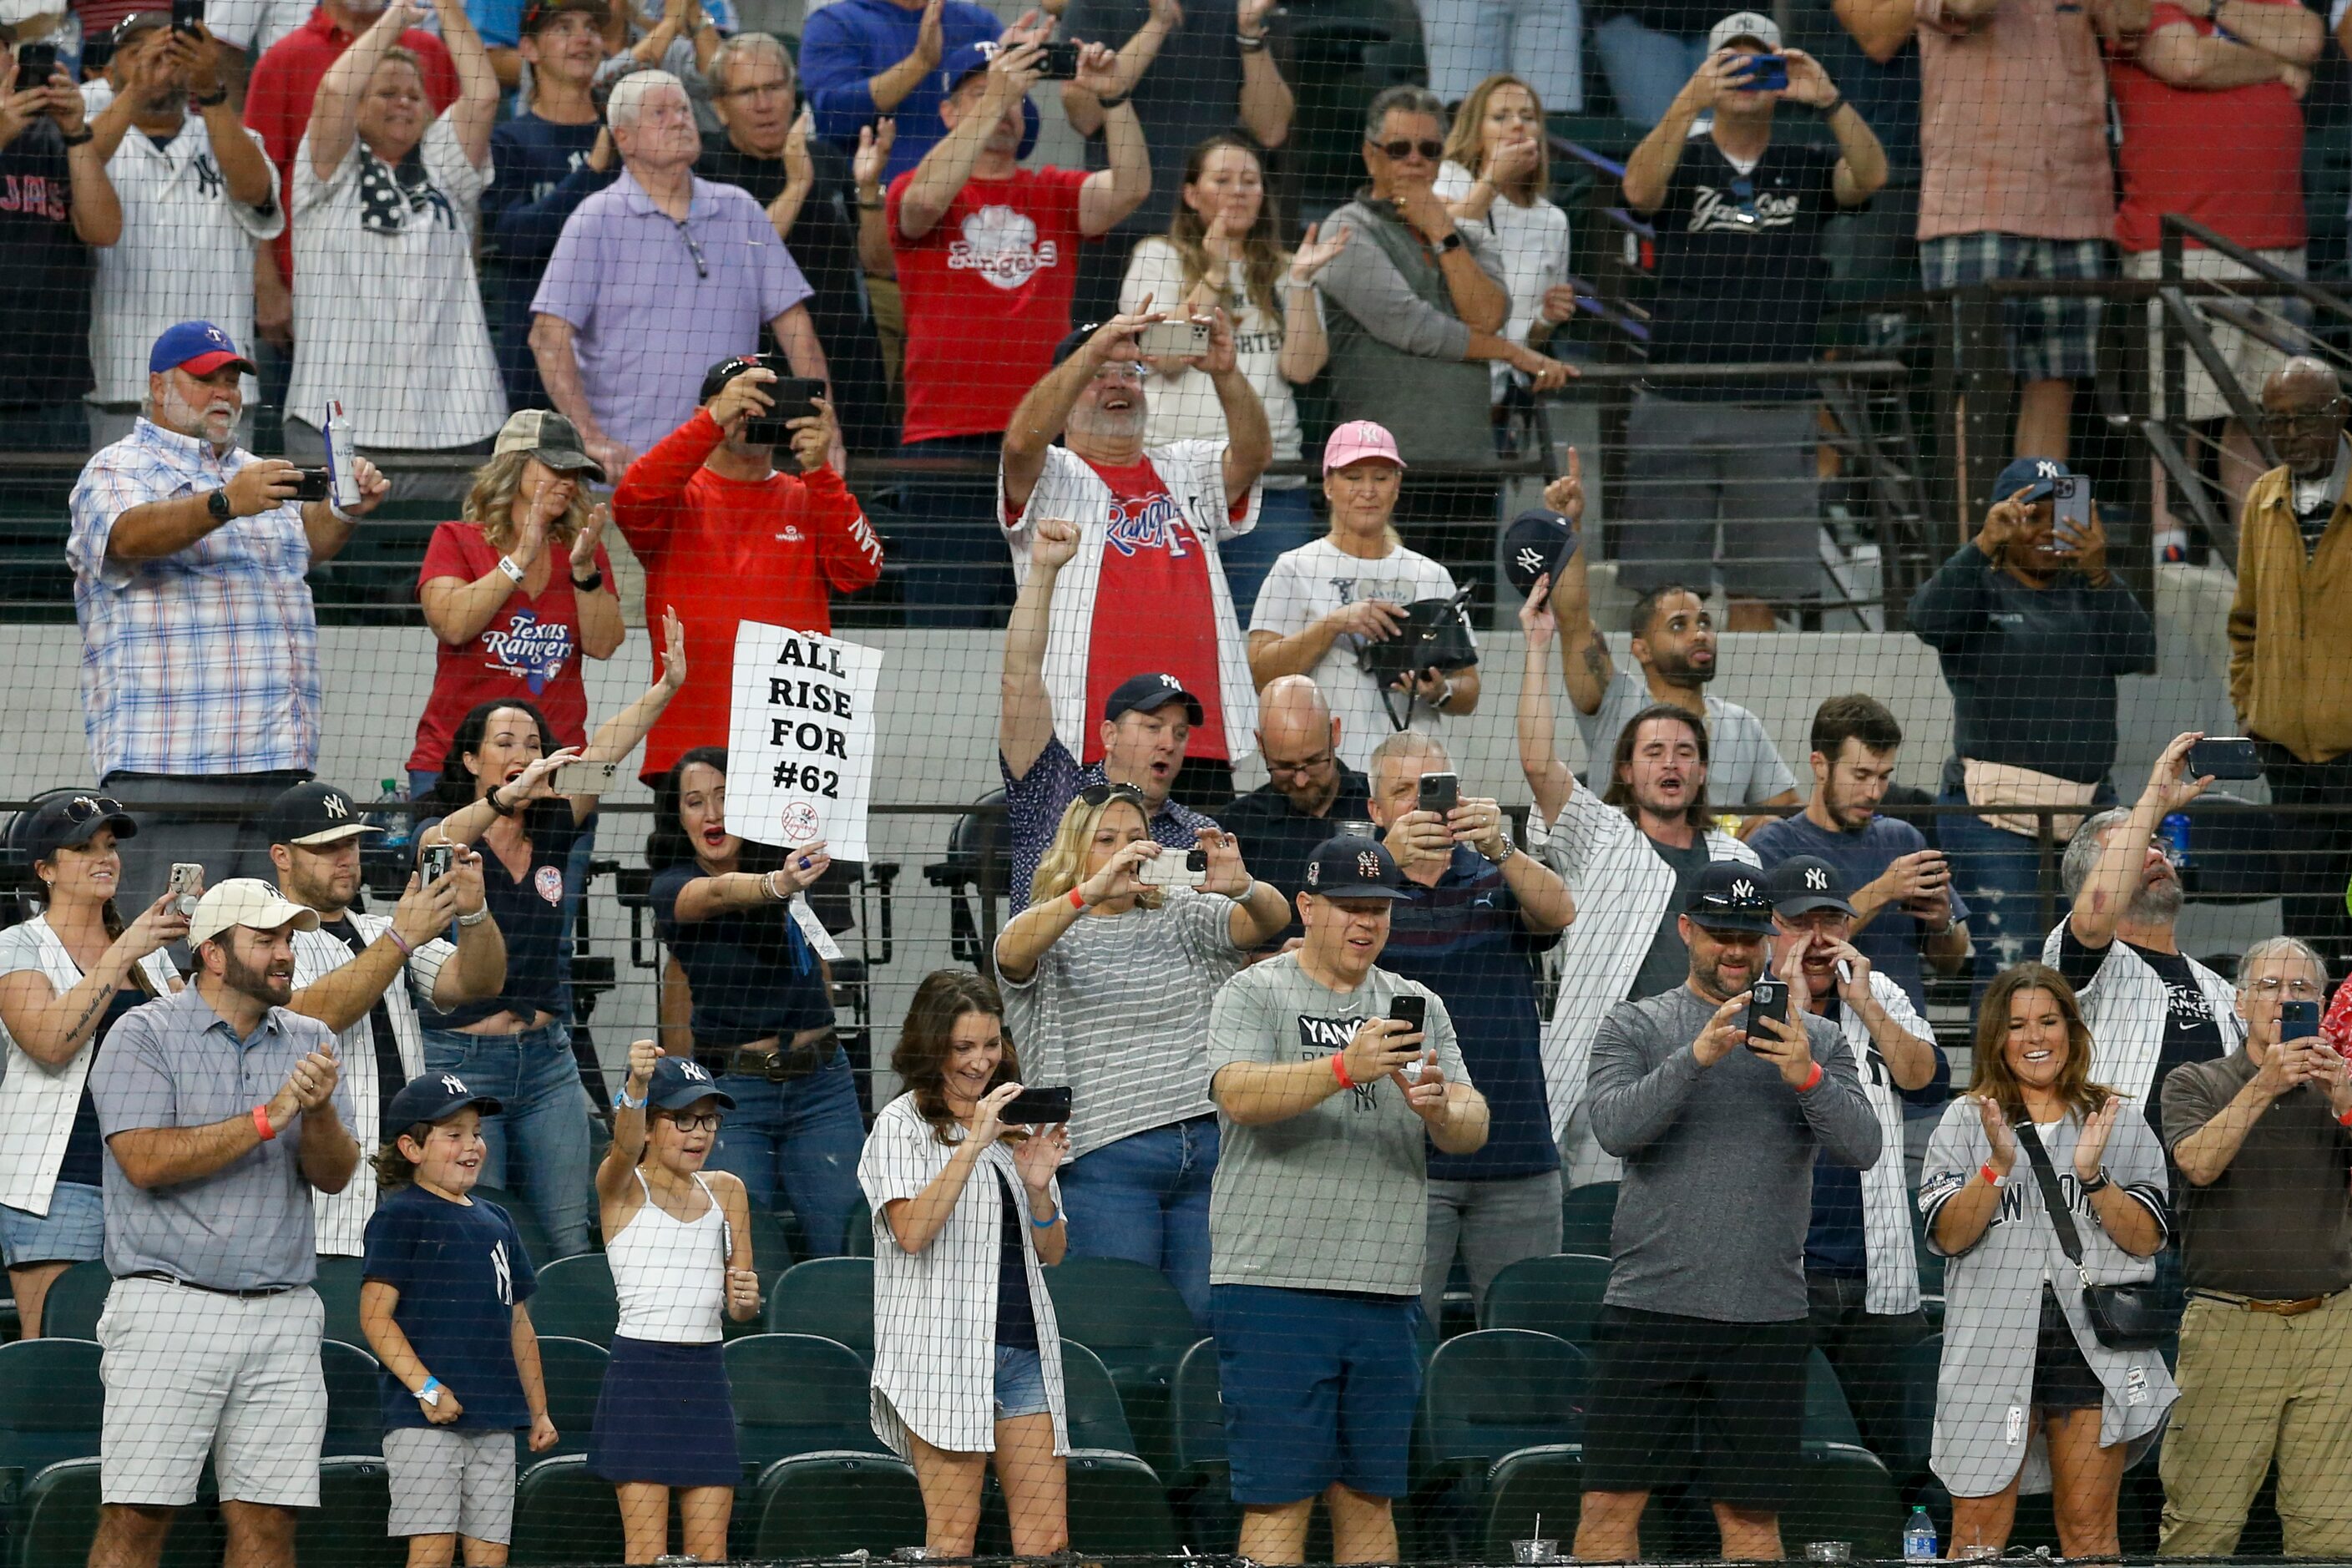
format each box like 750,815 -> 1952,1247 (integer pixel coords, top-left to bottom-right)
1936,762 -> 2116,1001
703,1053 -> 867,1261
1419,0 -> 1585,109
422,1021 -> 596,1257
1058,1115 -> 1218,1330
1217,486 -> 1318,626
1591,16 -> 1708,126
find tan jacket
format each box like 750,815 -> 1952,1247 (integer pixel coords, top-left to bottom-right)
2228,465 -> 2352,763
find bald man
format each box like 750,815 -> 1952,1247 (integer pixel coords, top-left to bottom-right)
1223,675 -> 1374,941
2228,356 -> 2352,969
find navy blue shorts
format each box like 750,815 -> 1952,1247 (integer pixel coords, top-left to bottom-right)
1210,1284 -> 1423,1506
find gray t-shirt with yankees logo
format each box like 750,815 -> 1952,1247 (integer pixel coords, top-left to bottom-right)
1206,952 -> 1469,1296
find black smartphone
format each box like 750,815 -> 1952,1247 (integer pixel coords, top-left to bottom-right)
292,468 -> 334,502
2187,736 -> 2263,781
1416,771 -> 1459,817
171,0 -> 205,33
2280,999 -> 2321,1043
14,41 -> 58,83
1744,978 -> 1789,1047
420,842 -> 455,883
1037,40 -> 1082,80
1001,1085 -> 1073,1125
741,365 -> 828,447
1388,994 -> 1427,1034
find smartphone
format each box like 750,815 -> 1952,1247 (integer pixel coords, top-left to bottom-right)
1733,53 -> 1788,90
2187,736 -> 2263,781
1001,1085 -> 1073,1124
1132,846 -> 1209,889
167,862 -> 205,918
2051,474 -> 2092,545
1417,771 -> 1459,817
14,41 -> 58,82
741,367 -> 828,447
1136,318 -> 1208,360
1036,40 -> 1081,79
1744,978 -> 1789,1047
420,842 -> 455,883
170,0 -> 205,33
292,467 -> 333,502
1388,993 -> 1427,1034
2280,999 -> 2321,1043
549,757 -> 620,797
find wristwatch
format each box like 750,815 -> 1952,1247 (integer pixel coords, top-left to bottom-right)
570,569 -> 604,593
192,85 -> 229,107
1434,230 -> 1465,255
1483,822 -> 1518,866
207,488 -> 234,522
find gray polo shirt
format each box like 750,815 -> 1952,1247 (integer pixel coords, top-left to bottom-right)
90,984 -> 350,1290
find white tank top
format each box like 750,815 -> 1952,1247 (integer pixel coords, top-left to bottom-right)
609,1169 -> 728,1343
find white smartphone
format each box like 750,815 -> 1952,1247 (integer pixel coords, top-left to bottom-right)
1136,319 -> 1208,360
549,758 -> 619,797
1132,847 -> 1209,889
167,862 -> 205,918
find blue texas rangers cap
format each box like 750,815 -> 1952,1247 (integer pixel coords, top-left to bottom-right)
942,41 -> 994,93
386,1072 -> 503,1130
1684,860 -> 1775,935
149,321 -> 256,379
1990,456 -> 2071,508
649,1055 -> 737,1112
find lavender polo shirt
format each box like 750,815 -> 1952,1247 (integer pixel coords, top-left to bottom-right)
531,169 -> 812,462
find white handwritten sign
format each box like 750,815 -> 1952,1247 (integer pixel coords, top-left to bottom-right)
725,623 -> 885,863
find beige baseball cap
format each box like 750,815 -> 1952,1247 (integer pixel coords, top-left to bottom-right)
1707,9 -> 1782,50
188,878 -> 321,947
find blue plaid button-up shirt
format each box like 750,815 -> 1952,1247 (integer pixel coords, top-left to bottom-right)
68,418 -> 321,778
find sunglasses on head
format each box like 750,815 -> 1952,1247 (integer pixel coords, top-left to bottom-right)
1373,138 -> 1444,161
65,796 -> 127,823
1078,782 -> 1147,809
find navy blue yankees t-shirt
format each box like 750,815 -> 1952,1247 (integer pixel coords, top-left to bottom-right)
362,1182 -> 539,1430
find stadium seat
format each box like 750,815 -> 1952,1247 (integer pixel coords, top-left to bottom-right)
1169,1336 -> 1237,1550
476,1186 -> 557,1267
763,1257 -> 874,1362
842,1196 -> 875,1258
313,1256 -> 367,1348
510,1454 -> 624,1565
1411,1329 -> 1591,1558
1804,1347 -> 1864,1447
298,1455 -> 401,1568
750,1451 -> 926,1560
529,1335 -> 608,1463
10,1458 -> 224,1568
1039,1257 -> 1198,1474
1559,1181 -> 1618,1256
1890,1333 -> 1941,1482
744,1205 -> 796,1284
1065,1450 -> 1180,1556
1061,1341 -> 1136,1456
1782,1442 -> 1904,1559
38,1263 -> 109,1343
529,1255 -> 618,1346
321,1339 -> 384,1458
1478,1443 -> 1585,1563
1480,1253 -> 1611,1343
721,1332 -> 887,1470
0,1336 -> 104,1525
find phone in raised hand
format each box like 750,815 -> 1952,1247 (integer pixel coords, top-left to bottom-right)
1744,978 -> 1789,1049
167,862 -> 205,918
1132,846 -> 1208,889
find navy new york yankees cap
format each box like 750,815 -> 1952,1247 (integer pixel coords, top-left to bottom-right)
1768,855 -> 1858,918
1301,835 -> 1409,901
649,1055 -> 737,1112
386,1073 -> 503,1129
1684,861 -> 1775,934
265,781 -> 382,848
1103,671 -> 1206,726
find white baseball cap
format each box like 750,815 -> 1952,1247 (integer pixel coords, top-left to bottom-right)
1708,9 -> 1782,50
188,878 -> 321,947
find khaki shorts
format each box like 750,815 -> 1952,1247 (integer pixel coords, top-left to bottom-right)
383,1427 -> 518,1543
2125,245 -> 2309,425
97,1277 -> 326,1509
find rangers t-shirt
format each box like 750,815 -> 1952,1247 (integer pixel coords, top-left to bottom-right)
1081,454 -> 1230,762
408,521 -> 615,773
888,164 -> 1091,442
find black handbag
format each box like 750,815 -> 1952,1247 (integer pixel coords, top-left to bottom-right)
2013,1116 -> 2180,1351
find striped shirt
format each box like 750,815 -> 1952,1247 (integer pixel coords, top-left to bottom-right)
68,417 -> 321,778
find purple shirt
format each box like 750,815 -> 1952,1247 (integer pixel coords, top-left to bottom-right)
530,169 -> 812,462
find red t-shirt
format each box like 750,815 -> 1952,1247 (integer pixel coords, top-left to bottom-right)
407,522 -> 615,772
245,9 -> 460,280
2109,3 -> 2306,253
888,164 -> 1091,443
612,409 -> 884,781
1080,454 -> 1229,764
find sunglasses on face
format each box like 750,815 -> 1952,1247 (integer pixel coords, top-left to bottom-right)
1373,138 -> 1444,161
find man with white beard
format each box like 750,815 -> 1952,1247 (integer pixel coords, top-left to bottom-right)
2045,730 -> 2243,1131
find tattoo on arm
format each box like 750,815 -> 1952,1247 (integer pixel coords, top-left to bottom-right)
64,984 -> 114,1043
1582,636 -> 1611,682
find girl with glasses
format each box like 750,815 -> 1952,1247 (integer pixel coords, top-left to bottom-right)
591,1041 -> 761,1563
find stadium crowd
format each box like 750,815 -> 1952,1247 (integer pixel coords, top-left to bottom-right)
5,0 -> 2352,1560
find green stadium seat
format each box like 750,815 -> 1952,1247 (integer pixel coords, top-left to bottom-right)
843,1196 -> 876,1257
721,1332 -> 886,1471
321,1340 -> 383,1458
1410,1330 -> 1590,1558
313,1257 -> 367,1349
1039,1257 -> 1198,1475
1805,1347 -> 1864,1447
529,1255 -> 618,1346
510,1454 -> 624,1566
0,1338 -> 104,1538
1480,1253 -> 1611,1343
1168,1336 -> 1234,1550
744,1205 -> 796,1282
763,1257 -> 873,1362
1478,1443 -> 1585,1563
529,1335 -> 607,1464
298,1455 -> 401,1568
1060,1341 -> 1135,1457
38,1263 -> 109,1344
1065,1450 -> 1180,1556
11,1459 -> 225,1568
1559,1182 -> 1617,1256
750,1451 -> 926,1560
1782,1442 -> 1904,1559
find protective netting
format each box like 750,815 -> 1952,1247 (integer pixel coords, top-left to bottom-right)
3,0 -> 2352,1560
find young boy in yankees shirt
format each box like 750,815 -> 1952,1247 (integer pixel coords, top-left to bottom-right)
1204,835 -> 1488,1566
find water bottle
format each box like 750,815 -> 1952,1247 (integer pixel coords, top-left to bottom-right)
1904,1506 -> 1939,1562
324,400 -> 363,512
2158,812 -> 2193,869
372,778 -> 412,855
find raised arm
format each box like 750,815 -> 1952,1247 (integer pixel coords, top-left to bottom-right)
1516,577 -> 1574,822
0,895 -> 181,1066
432,0 -> 500,165
596,1039 -> 658,1203
574,607 -> 688,815
1003,305 -> 1163,511
1621,53 -> 1721,214
1201,307 -> 1272,506
1072,45 -> 1150,235
308,0 -> 418,180
2070,731 -> 2210,951
1235,0 -> 1292,145
287,873 -> 463,1031
999,517 -> 1076,779
1838,0 -> 1917,60
897,44 -> 1039,240
1212,1014 -> 1422,1125
1060,0 -> 1176,130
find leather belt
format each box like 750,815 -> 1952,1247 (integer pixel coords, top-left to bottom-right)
122,1271 -> 298,1300
694,1026 -> 839,1085
2189,1287 -> 2335,1317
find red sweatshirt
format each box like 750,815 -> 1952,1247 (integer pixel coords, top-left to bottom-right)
613,409 -> 884,781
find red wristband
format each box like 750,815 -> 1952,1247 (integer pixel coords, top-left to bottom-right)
253,1103 -> 277,1141
2338,1105 -> 2352,1129
1069,886 -> 1086,912
1797,1061 -> 1823,1093
1979,1161 -> 2005,1187
1330,1053 -> 1355,1090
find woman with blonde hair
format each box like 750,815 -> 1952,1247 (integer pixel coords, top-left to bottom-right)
1437,73 -> 1574,412
1919,962 -> 2176,1556
992,787 -> 1288,1327
1120,132 -> 1350,617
